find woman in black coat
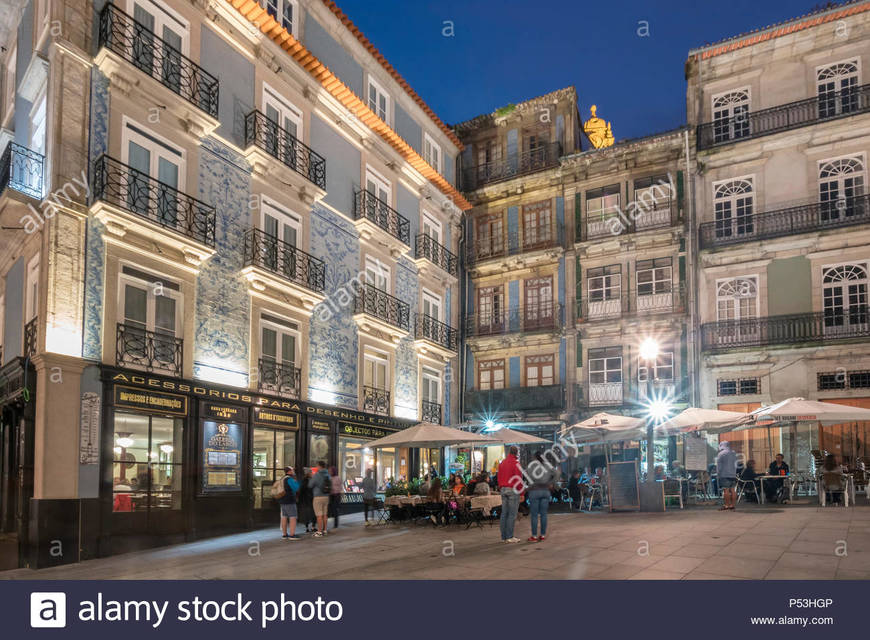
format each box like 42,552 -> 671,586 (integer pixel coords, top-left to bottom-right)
297,469 -> 316,532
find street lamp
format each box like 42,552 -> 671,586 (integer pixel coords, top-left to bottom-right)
639,338 -> 660,480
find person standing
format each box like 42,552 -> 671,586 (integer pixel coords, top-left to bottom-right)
525,451 -> 555,541
278,466 -> 300,540
567,470 -> 582,510
362,468 -> 377,526
497,446 -> 523,543
328,465 -> 342,529
297,468 -> 315,533
310,461 -> 331,537
717,441 -> 738,511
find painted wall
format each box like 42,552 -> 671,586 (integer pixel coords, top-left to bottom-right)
302,16 -> 364,99
767,256 -> 812,316
200,25 -> 254,148
13,0 -> 34,147
395,103 -> 421,154
397,183 -> 418,240
310,114 -> 360,216
2,258 -> 24,365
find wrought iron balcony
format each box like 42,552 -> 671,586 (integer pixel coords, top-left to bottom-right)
363,385 -> 390,416
421,400 -> 443,425
415,234 -> 458,276
460,142 -> 562,191
701,310 -> 870,352
353,284 -> 410,331
466,225 -> 565,265
464,384 -> 565,414
699,194 -> 870,249
98,3 -> 219,117
465,303 -> 564,337
0,142 -> 44,200
353,189 -> 410,245
244,109 -> 326,190
116,322 -> 182,376
697,83 -> 870,151
578,201 -> 678,242
91,154 -> 216,247
23,317 -> 37,358
576,285 -> 686,322
257,358 -> 301,399
415,314 -> 458,352
243,228 -> 325,294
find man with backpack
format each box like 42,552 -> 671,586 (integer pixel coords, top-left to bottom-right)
310,461 -> 331,537
275,466 -> 300,540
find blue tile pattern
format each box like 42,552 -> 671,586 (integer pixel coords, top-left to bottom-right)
394,256 -> 418,418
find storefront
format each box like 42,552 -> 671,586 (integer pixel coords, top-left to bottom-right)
99,366 -> 414,554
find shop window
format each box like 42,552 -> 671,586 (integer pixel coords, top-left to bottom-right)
252,427 -> 296,509
112,411 -> 183,512
338,436 -> 373,494
308,431 -> 330,467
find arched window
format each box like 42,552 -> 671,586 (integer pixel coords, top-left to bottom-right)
714,178 -> 754,239
716,277 -> 757,322
823,263 -> 868,332
712,89 -> 750,142
817,60 -> 859,117
819,156 -> 865,221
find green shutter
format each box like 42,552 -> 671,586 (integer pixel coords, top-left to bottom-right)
574,193 -> 582,241
676,170 -> 684,211
576,334 -> 582,368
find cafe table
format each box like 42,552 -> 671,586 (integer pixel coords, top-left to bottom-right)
470,494 -> 502,515
757,474 -> 790,504
384,495 -> 422,507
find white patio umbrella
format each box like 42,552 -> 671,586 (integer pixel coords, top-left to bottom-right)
564,412 -> 646,444
750,397 -> 870,425
365,422 -> 497,449
658,407 -> 753,435
473,427 -> 550,446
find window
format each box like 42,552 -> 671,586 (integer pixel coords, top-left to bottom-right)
817,59 -> 859,118
475,213 -> 504,258
525,354 -> 554,387
713,178 -> 754,239
29,84 -> 46,158
260,0 -> 297,36
262,84 -> 303,167
365,166 -> 391,205
3,43 -> 15,123
478,359 -> 505,390
712,89 -> 750,142
26,254 -> 39,322
424,132 -> 441,173
365,256 -> 389,292
586,185 -> 621,222
822,263 -> 868,332
716,277 -> 757,322
588,347 -> 622,384
129,0 -> 190,91
260,315 -> 298,369
422,367 -> 441,406
523,276 -> 554,330
477,285 -> 504,333
587,265 -> 621,302
639,351 -> 673,382
522,200 -> 552,248
112,412 -> 183,512
363,350 -> 388,391
422,212 -> 442,244
636,258 -> 672,296
819,156 -> 865,221
118,267 -> 182,370
122,120 -> 185,228
252,426 -> 296,509
718,378 -> 760,396
422,289 -> 441,322
476,139 -> 502,167
367,76 -> 389,124
260,198 -> 300,277
633,175 -> 672,210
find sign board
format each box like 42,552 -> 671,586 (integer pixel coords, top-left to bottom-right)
253,407 -> 299,429
684,433 -> 708,471
338,422 -> 397,439
201,407 -> 245,494
79,392 -> 100,465
607,460 -> 640,511
114,385 -> 187,416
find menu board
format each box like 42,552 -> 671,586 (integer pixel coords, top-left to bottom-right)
684,433 -> 708,471
607,460 -> 640,512
201,405 -> 245,494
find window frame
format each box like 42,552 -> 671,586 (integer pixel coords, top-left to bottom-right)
259,0 -> 299,37
367,75 -> 390,125
588,347 -> 622,385
478,358 -> 505,391
423,132 -> 441,173
363,348 -> 390,391
117,265 -> 184,337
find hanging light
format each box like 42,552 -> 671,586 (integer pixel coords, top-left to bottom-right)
116,434 -> 134,448
159,443 -> 174,454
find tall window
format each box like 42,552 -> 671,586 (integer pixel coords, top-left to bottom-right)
523,276 -> 554,329
421,367 -> 441,423
476,213 -> 504,258
424,132 -> 441,173
587,265 -> 621,302
525,354 -> 554,387
522,200 -> 552,248
363,350 -> 388,391
129,0 -> 189,91
817,60 -> 859,118
819,156 -> 865,221
119,269 -> 181,370
260,0 -> 297,35
712,89 -> 750,142
422,289 -> 441,321
477,285 -> 503,333
714,178 -> 754,239
260,199 -> 300,277
367,76 -> 389,124
636,258 -> 672,296
640,350 -> 674,382
716,277 -> 757,322
3,43 -> 15,123
260,314 -> 298,380
365,256 -> 389,292
29,86 -> 46,157
26,254 -> 39,322
586,185 -> 621,223
122,121 -> 185,228
478,359 -> 505,390
823,264 -> 868,332
365,166 -> 391,205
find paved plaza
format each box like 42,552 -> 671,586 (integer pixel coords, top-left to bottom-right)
3,504 -> 870,580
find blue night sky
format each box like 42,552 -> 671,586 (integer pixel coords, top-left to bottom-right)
336,0 -> 828,140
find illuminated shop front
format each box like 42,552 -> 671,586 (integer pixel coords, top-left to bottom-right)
337,421 -> 409,500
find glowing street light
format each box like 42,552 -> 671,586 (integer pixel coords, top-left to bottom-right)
639,337 -> 661,482
639,337 -> 660,361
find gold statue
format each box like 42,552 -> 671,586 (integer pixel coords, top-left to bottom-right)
583,105 -> 614,149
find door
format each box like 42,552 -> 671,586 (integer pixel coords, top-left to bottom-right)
823,264 -> 869,335
525,355 -> 554,387
522,201 -> 552,249
120,277 -> 180,371
261,322 -> 298,395
716,277 -> 759,346
131,1 -> 188,91
261,202 -> 299,279
523,277 -> 554,330
819,157 -> 865,222
477,286 -> 503,334
476,214 -> 503,259
124,130 -> 183,228
263,88 -> 302,166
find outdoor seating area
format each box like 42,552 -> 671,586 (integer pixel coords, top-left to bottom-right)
380,493 -> 503,528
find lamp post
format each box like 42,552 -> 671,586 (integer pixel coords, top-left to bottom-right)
639,338 -> 659,481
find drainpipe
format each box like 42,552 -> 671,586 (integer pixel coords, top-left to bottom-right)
688,74 -> 702,408
458,207 -> 467,424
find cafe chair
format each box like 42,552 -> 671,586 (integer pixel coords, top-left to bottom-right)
371,498 -> 388,526
735,477 -> 759,504
820,472 -> 847,507
663,478 -> 684,509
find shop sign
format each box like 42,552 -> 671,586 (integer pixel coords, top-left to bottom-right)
338,422 -> 396,440
79,392 -> 100,465
310,419 -> 331,432
202,402 -> 248,423
114,385 -> 187,416
201,419 -> 244,493
253,407 -> 299,429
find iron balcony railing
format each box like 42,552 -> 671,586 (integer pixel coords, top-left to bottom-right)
575,382 -> 625,408
363,385 -> 390,416
466,224 -> 565,265
116,322 -> 183,376
415,234 -> 458,276
415,314 -> 458,352
0,142 -> 44,199
23,317 -> 37,358
243,228 -> 326,294
701,310 -> 870,352
353,189 -> 410,245
576,285 -> 687,322
464,384 -> 565,414
460,142 -> 562,191
466,302 -> 564,337
421,400 -> 443,425
92,154 -> 216,247
699,194 -> 870,249
244,109 -> 326,190
697,83 -> 870,151
578,201 -> 678,242
258,358 -> 301,399
575,381 -> 682,409
98,3 -> 219,117
354,284 -> 410,332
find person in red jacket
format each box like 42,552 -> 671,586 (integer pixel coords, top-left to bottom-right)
497,446 -> 524,543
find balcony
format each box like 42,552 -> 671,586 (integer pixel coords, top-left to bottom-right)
257,358 -> 301,399
241,228 -> 327,311
96,3 -> 220,137
580,382 -> 625,407
576,286 -> 686,323
460,142 -> 562,191
701,310 -> 870,352
243,109 -> 327,200
353,189 -> 410,256
466,303 -> 564,338
116,322 -> 182,376
0,142 -> 44,200
363,385 -> 390,416
23,317 -> 37,358
414,234 -> 458,279
414,314 -> 458,360
90,154 -> 217,268
697,84 -> 870,151
353,284 -> 411,343
579,202 -> 678,241
466,225 -> 565,267
464,384 -> 565,415
699,194 -> 870,250
421,400 -> 443,425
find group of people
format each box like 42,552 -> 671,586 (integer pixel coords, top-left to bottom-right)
496,447 -> 558,543
277,462 -> 365,539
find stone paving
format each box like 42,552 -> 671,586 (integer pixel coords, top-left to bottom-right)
3,503 -> 870,580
